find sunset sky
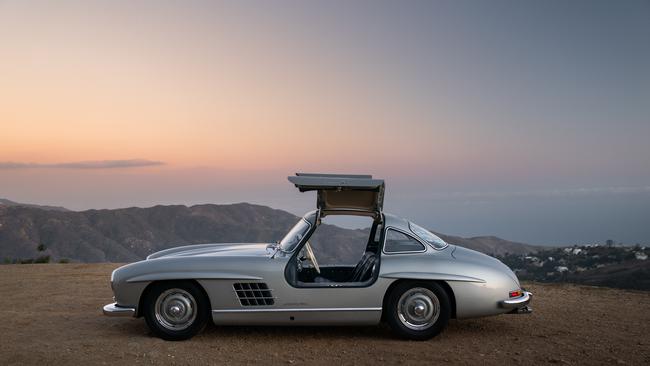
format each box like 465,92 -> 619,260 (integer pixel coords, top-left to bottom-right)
1,0 -> 649,245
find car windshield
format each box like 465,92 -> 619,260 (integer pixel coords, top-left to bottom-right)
279,218 -> 311,252
409,222 -> 448,249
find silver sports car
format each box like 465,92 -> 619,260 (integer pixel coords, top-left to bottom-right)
103,173 -> 532,341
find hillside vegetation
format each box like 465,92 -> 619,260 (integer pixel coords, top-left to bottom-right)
499,245 -> 650,290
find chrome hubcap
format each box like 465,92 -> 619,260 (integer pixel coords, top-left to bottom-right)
154,289 -> 197,331
414,303 -> 426,316
397,287 -> 440,330
169,305 -> 182,316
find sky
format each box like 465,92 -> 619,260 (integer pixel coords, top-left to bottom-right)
1,0 -> 649,245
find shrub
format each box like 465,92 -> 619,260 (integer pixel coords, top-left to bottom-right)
34,255 -> 51,264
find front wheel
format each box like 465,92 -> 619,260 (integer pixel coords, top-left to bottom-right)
385,281 -> 451,340
143,281 -> 210,341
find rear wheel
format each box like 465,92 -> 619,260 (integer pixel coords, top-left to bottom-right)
143,281 -> 209,341
385,281 -> 450,340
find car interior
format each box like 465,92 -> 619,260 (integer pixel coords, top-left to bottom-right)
285,214 -> 383,288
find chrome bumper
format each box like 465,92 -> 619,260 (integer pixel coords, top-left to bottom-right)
499,291 -> 533,312
103,302 -> 136,317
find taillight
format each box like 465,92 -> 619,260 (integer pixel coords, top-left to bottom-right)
509,290 -> 523,298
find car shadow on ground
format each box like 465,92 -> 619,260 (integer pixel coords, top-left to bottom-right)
107,316 -> 518,341
201,323 -> 395,340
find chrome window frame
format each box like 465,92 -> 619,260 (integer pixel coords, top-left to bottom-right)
382,226 -> 427,255
279,218 -> 313,253
408,222 -> 449,251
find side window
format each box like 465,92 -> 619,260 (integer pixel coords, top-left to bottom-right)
384,229 -> 425,253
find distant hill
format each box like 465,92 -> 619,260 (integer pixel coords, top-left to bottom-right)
435,232 -> 540,257
0,203 -> 298,262
0,198 -> 69,212
0,201 -> 536,263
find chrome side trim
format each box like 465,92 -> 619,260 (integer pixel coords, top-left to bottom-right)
126,272 -> 263,283
499,291 -> 533,309
381,272 -> 486,283
103,302 -> 136,317
212,307 -> 382,313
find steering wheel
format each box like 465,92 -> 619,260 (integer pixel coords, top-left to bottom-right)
304,241 -> 321,274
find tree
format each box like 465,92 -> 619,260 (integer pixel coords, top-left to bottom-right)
37,244 -> 47,252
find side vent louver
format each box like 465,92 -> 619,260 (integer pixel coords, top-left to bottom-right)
233,282 -> 274,306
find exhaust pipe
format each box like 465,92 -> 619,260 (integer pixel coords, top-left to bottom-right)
508,305 -> 533,314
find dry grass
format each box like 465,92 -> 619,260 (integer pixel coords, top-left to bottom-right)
1,263 -> 649,365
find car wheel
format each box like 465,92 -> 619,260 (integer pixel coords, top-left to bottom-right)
385,281 -> 450,340
143,281 -> 210,341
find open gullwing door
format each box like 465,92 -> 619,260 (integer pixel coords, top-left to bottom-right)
288,173 -> 385,215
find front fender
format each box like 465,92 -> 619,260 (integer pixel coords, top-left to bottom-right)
110,256 -> 269,313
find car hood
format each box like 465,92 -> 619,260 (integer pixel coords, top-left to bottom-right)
146,243 -> 273,260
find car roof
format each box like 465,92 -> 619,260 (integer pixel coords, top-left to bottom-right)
383,213 -> 411,231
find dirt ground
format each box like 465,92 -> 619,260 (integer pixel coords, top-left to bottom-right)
0,264 -> 648,365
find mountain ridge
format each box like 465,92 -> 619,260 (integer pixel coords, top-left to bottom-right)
0,201 -> 538,263
0,198 -> 69,212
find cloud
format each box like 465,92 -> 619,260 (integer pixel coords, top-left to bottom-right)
0,159 -> 165,169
